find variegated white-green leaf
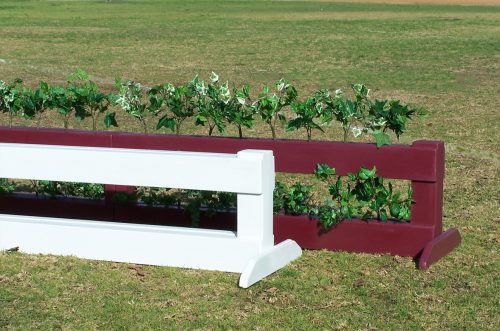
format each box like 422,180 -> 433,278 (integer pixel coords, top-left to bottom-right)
237,97 -> 246,105
210,72 -> 219,84
352,126 -> 363,138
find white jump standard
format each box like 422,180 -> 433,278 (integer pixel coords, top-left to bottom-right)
0,143 -> 302,288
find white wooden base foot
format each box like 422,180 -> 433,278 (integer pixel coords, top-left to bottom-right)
239,239 -> 302,288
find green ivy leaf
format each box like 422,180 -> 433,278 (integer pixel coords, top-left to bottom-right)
68,68 -> 89,82
373,130 -> 391,147
104,111 -> 118,128
379,209 -> 388,221
156,115 -> 177,131
314,163 -> 335,181
390,202 -> 401,218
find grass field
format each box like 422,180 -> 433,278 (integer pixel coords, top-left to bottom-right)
1,0 -> 499,329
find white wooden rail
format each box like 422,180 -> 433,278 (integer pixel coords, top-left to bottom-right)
0,143 -> 301,288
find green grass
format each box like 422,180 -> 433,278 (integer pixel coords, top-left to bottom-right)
0,0 -> 499,329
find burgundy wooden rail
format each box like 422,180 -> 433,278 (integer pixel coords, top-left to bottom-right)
0,127 -> 461,269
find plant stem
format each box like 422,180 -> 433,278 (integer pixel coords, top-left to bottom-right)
269,122 -> 276,140
36,113 -> 43,128
238,125 -> 243,139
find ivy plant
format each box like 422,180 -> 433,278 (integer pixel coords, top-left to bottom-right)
273,181 -> 287,213
0,178 -> 16,194
313,163 -> 413,229
67,69 -> 117,131
313,164 -> 358,229
32,181 -> 104,200
227,84 -> 255,138
151,79 -> 197,135
195,72 -> 230,136
364,99 -> 422,147
36,180 -> 63,199
47,85 -> 75,130
329,87 -> 364,142
349,166 -> 413,221
329,84 -> 423,147
137,187 -> 178,207
114,77 -> 150,133
274,181 -> 314,216
287,90 -> 331,141
3,72 -> 424,148
62,182 -> 105,200
0,78 -> 24,127
20,81 -> 51,127
253,78 -> 297,140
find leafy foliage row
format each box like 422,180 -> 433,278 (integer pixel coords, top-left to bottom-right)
1,69 -> 424,146
274,164 -> 413,229
0,69 -> 417,227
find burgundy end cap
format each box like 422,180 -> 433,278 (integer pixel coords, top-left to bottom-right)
418,228 -> 461,269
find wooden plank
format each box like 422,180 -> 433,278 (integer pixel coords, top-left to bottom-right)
0,143 -> 266,194
273,214 -> 435,257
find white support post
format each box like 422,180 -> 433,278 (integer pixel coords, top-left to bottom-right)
236,150 -> 275,248
0,143 -> 301,288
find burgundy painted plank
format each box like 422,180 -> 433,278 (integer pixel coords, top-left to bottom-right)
113,204 -> 236,230
0,193 -> 113,221
111,132 -> 440,181
418,228 -> 461,269
273,214 -> 434,257
0,126 -> 112,147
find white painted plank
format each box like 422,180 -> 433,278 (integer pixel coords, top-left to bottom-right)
0,214 -> 262,273
0,144 -> 264,194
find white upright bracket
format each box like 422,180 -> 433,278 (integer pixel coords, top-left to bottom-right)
0,143 -> 301,288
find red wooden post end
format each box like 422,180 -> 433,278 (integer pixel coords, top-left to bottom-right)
410,141 -> 445,237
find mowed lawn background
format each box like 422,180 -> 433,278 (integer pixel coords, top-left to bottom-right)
0,0 -> 498,329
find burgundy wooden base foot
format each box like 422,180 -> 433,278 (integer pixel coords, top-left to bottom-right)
418,228 -> 461,269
